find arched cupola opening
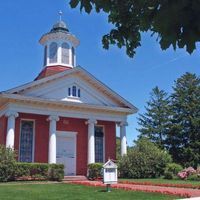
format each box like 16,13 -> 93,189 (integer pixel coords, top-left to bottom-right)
62,42 -> 70,64
49,42 -> 58,64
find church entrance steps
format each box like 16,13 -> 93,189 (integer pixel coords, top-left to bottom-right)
62,176 -> 88,182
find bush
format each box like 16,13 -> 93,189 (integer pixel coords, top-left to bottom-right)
0,145 -> 16,182
164,163 -> 183,176
14,163 -> 49,179
118,138 -> 172,178
12,162 -> 64,182
187,174 -> 200,181
88,163 -> 103,180
0,144 -> 64,183
48,164 -> 64,182
164,171 -> 174,180
177,167 -> 196,180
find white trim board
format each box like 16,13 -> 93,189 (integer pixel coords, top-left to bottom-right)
6,103 -> 127,122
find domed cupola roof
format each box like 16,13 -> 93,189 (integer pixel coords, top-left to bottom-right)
51,20 -> 69,33
39,19 -> 79,47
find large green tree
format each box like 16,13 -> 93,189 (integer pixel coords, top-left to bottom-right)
70,0 -> 200,57
137,86 -> 171,149
166,72 -> 200,167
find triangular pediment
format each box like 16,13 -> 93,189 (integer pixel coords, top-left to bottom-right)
3,67 -> 137,111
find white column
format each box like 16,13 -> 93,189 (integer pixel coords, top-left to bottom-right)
5,111 -> 19,149
119,121 -> 128,156
86,119 -> 97,164
47,115 -> 59,164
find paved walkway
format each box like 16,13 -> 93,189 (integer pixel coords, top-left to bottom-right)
67,180 -> 200,198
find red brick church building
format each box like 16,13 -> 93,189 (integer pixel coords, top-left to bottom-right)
0,18 -> 137,176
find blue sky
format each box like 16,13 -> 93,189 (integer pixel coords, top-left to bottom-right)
0,0 -> 200,146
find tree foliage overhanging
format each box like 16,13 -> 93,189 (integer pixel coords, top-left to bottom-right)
137,72 -> 200,167
70,0 -> 200,57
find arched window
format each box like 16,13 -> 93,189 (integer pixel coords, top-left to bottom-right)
68,88 -> 71,96
20,121 -> 34,163
78,89 -> 81,97
62,43 -> 70,64
49,42 -> 58,63
95,126 -> 104,163
72,86 -> 76,97
44,45 -> 47,66
72,47 -> 75,66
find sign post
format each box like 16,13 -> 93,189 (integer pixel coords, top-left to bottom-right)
102,159 -> 118,192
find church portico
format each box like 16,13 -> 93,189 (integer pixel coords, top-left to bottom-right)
0,110 -> 121,175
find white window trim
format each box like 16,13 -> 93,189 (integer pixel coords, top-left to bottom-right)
95,125 -> 105,163
19,119 -> 35,163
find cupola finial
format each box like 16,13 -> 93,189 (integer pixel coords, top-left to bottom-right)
59,10 -> 63,21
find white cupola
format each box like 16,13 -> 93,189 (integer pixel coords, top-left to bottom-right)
39,15 -> 79,69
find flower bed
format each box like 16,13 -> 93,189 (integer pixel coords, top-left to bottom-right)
118,180 -> 200,189
69,180 -> 192,198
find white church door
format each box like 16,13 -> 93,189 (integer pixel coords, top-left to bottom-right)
56,131 -> 77,176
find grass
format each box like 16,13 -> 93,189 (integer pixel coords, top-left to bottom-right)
120,178 -> 200,186
0,182 -> 179,200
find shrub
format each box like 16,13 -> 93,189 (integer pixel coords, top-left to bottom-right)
165,163 -> 183,176
13,163 -> 64,182
88,163 -> 103,180
14,163 -> 30,178
164,171 -> 174,180
177,167 -> 196,180
48,164 -> 64,182
187,174 -> 200,181
0,145 -> 16,182
14,163 -> 49,179
177,171 -> 188,180
196,166 -> 200,175
118,138 -> 172,178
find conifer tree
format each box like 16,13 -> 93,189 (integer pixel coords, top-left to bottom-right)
137,86 -> 170,149
167,72 -> 200,167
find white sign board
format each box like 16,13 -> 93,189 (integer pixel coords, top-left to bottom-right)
103,159 -> 118,184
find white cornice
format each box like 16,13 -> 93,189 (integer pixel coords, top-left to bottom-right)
0,93 -> 135,115
39,32 -> 80,47
4,103 -> 127,122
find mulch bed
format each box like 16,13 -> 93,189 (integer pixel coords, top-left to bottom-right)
67,180 -> 200,198
119,180 -> 200,189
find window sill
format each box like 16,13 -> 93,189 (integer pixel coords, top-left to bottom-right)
67,96 -> 80,100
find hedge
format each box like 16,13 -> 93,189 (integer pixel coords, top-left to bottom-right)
0,145 -> 64,182
88,163 -> 103,180
13,162 -> 64,182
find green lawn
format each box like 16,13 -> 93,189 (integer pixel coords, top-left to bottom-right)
120,178 -> 200,186
0,183 -> 179,200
